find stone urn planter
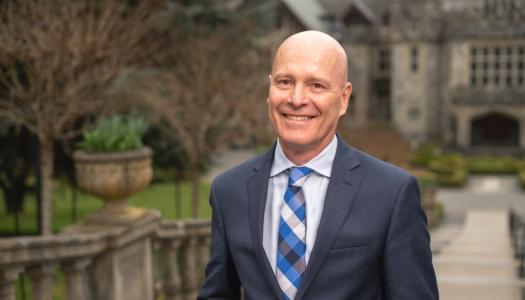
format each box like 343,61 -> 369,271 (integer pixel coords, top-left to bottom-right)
73,146 -> 153,225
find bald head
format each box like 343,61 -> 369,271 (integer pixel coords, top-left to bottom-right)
272,31 -> 349,86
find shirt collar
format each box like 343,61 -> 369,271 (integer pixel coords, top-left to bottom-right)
270,135 -> 337,178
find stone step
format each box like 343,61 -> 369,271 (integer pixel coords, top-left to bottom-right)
435,262 -> 517,278
434,256 -> 518,266
438,281 -> 523,300
434,210 -> 522,300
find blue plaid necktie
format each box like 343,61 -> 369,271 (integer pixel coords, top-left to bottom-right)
276,166 -> 314,300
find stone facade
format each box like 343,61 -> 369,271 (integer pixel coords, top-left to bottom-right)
282,0 -> 525,153
350,0 -> 525,152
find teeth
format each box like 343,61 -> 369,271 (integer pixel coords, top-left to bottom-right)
286,115 -> 311,121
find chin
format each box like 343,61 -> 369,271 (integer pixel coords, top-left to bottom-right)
278,133 -> 316,150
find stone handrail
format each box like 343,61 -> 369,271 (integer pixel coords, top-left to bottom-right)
0,211 -> 212,300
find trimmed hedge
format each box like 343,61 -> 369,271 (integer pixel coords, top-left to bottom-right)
428,154 -> 468,187
466,156 -> 519,174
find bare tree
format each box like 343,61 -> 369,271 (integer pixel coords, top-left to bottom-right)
128,20 -> 270,217
0,0 -> 163,234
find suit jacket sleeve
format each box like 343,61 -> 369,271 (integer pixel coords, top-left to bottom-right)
383,175 -> 439,299
197,184 -> 241,300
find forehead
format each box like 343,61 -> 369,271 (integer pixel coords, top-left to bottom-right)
272,40 -> 345,81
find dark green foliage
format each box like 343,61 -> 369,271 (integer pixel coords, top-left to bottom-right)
428,154 -> 468,187
416,172 -> 439,189
0,121 -> 35,215
466,156 -> 520,174
410,144 -> 440,166
172,0 -> 278,35
142,126 -> 196,183
78,115 -> 148,152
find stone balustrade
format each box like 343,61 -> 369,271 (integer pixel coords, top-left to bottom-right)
0,210 -> 211,300
154,219 -> 211,300
1,201 -> 437,299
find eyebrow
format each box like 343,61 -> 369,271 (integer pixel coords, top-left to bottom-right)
272,72 -> 332,85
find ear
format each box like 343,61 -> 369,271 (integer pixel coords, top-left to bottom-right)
339,82 -> 352,116
268,74 -> 272,83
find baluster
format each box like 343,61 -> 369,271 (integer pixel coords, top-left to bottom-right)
162,239 -> 182,300
0,266 -> 23,300
27,263 -> 57,300
62,259 -> 91,300
152,241 -> 162,299
197,236 -> 210,284
181,237 -> 198,300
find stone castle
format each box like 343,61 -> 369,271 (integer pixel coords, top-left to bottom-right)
277,0 -> 525,153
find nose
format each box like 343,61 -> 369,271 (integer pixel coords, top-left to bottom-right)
288,84 -> 308,107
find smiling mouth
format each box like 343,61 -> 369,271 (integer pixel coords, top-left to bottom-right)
283,114 -> 315,121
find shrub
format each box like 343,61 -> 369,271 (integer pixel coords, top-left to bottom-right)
78,115 -> 148,152
410,144 -> 440,167
412,169 -> 439,189
466,156 -> 519,174
428,154 -> 468,187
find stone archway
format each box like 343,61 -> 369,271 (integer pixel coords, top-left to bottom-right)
470,112 -> 520,147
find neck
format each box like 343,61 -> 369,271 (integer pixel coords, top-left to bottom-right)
279,136 -> 335,166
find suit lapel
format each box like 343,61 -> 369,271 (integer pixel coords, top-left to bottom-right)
246,145 -> 283,300
295,139 -> 363,300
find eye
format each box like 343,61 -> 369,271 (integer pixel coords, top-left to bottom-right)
275,79 -> 292,88
310,82 -> 326,89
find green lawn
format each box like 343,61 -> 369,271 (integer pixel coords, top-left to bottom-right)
0,180 -> 211,235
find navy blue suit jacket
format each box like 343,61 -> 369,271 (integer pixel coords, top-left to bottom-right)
197,137 -> 438,299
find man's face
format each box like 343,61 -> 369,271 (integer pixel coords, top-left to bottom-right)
268,43 -> 352,156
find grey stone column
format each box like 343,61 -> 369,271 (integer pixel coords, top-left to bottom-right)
27,263 -> 57,300
181,237 -> 198,300
456,114 -> 471,148
197,236 -> 210,284
0,267 -> 23,300
162,240 -> 182,300
63,259 -> 91,300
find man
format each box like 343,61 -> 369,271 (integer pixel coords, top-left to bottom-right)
197,31 -> 438,300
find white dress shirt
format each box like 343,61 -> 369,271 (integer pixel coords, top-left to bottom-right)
262,136 -> 337,273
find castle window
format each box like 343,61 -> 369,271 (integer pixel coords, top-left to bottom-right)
410,47 -> 418,72
379,48 -> 390,72
507,76 -> 513,86
408,106 -> 420,120
519,48 -> 524,85
470,44 -> 525,88
470,46 -> 479,87
485,0 -> 495,15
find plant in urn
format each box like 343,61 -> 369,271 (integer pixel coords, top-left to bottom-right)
73,115 -> 153,225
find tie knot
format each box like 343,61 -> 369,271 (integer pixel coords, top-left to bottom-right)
288,166 -> 314,187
